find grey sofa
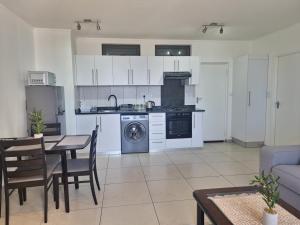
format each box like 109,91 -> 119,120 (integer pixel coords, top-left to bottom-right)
260,145 -> 300,210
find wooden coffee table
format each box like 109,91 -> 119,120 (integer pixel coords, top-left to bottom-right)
193,186 -> 300,225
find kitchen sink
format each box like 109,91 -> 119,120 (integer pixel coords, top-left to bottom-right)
97,106 -> 120,112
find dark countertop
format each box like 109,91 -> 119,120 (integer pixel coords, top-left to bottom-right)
75,106 -> 205,115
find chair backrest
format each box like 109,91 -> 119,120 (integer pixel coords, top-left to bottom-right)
89,125 -> 99,170
31,123 -> 61,136
0,138 -> 47,188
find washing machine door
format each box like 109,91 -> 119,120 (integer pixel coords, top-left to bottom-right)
124,122 -> 146,143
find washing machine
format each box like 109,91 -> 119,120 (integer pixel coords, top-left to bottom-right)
121,113 -> 149,154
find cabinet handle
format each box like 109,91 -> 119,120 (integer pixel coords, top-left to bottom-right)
152,141 -> 163,144
92,69 -> 94,85
128,69 -> 130,84
131,69 -> 134,84
193,114 -> 196,128
96,69 -> 99,85
152,123 -> 163,126
148,69 -> 151,84
152,132 -> 163,135
99,116 -> 102,132
174,60 -> 176,71
248,91 -> 251,106
177,60 -> 180,71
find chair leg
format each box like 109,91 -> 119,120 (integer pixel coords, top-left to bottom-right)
70,150 -> 79,189
93,168 -> 101,191
53,176 -> 59,209
22,188 -> 27,202
0,171 -> 2,217
18,188 -> 23,205
44,185 -> 48,223
89,173 -> 98,205
5,187 -> 9,225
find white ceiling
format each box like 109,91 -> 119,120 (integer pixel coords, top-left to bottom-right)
1,0 -> 300,40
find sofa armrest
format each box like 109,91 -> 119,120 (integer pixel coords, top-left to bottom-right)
260,145 -> 300,174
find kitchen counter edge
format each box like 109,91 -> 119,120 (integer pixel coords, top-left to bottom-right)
75,109 -> 205,115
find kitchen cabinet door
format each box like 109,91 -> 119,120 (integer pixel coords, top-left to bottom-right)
164,56 -> 177,72
148,56 -> 164,85
190,56 -> 199,84
192,112 -> 204,147
177,56 -> 190,71
98,114 -> 121,152
130,56 -> 148,85
113,56 -> 130,85
94,56 -> 113,85
75,55 -> 95,86
76,115 -> 97,135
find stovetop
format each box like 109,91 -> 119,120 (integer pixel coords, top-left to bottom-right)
150,105 -> 196,112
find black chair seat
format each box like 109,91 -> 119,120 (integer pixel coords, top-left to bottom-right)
54,158 -> 89,175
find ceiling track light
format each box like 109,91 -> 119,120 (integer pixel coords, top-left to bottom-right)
202,23 -> 225,34
74,19 -> 101,31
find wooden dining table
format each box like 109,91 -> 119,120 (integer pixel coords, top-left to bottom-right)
44,134 -> 91,213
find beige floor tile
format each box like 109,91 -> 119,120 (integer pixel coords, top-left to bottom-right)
224,174 -> 258,187
212,143 -> 246,152
177,163 -> 219,178
96,156 -> 109,170
0,212 -> 42,225
186,176 -> 233,190
105,167 -> 145,184
168,153 -> 203,164
142,165 -> 183,181
103,182 -> 151,207
100,204 -> 159,225
225,151 -> 259,161
243,160 -> 260,173
139,153 -> 172,166
147,179 -> 193,202
47,208 -> 101,225
209,161 -> 255,175
197,152 -> 236,162
154,200 -> 196,225
108,155 -> 141,168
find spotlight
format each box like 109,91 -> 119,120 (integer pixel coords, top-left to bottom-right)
96,20 -> 101,31
220,26 -> 223,34
202,26 -> 207,33
77,22 -> 81,31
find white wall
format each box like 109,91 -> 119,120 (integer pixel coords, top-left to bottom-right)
251,23 -> 300,145
34,28 -> 76,134
0,4 -> 34,138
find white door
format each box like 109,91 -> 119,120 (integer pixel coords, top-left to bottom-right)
76,115 -> 97,135
113,56 -> 130,85
130,56 -> 148,85
196,63 -> 228,141
98,114 -> 121,152
190,56 -> 199,84
177,56 -> 190,71
75,55 -> 95,86
192,112 -> 204,147
148,56 -> 164,85
164,56 -> 177,72
94,56 -> 113,85
275,53 -> 300,145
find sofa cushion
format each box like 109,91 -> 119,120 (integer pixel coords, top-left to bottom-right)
272,165 -> 300,195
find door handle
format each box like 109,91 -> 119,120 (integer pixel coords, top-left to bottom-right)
248,91 -> 251,107
193,114 -> 196,128
276,101 -> 280,109
196,97 -> 202,104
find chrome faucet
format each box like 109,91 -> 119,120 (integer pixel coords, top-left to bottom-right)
108,95 -> 118,108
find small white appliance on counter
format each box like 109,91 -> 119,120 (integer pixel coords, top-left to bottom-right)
27,71 -> 56,86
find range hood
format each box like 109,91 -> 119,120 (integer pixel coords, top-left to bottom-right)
163,72 -> 192,80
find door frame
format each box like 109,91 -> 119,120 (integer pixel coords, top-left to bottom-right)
273,51 -> 300,145
197,59 -> 232,141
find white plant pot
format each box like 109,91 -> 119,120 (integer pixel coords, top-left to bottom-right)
263,210 -> 278,225
34,133 -> 43,139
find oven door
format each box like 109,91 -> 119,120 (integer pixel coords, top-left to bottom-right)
166,113 -> 192,139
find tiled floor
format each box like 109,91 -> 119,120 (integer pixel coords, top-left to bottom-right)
0,142 -> 260,225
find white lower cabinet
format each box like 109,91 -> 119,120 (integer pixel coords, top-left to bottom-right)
76,114 -> 121,153
192,112 -> 204,147
98,114 -> 121,153
149,113 -> 166,150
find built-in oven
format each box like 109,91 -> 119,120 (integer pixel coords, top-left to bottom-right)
166,112 -> 192,139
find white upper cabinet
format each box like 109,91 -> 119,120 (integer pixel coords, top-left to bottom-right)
113,56 -> 131,85
190,56 -> 199,84
75,55 -> 95,86
94,56 -> 113,85
164,56 -> 190,72
147,56 -> 164,85
130,56 -> 148,85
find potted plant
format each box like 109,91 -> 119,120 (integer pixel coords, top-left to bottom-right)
250,171 -> 280,225
30,110 -> 45,138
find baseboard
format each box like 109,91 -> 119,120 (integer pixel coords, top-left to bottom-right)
232,137 -> 264,148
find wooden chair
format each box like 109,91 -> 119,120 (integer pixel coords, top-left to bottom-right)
0,138 -> 60,225
53,126 -> 100,208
